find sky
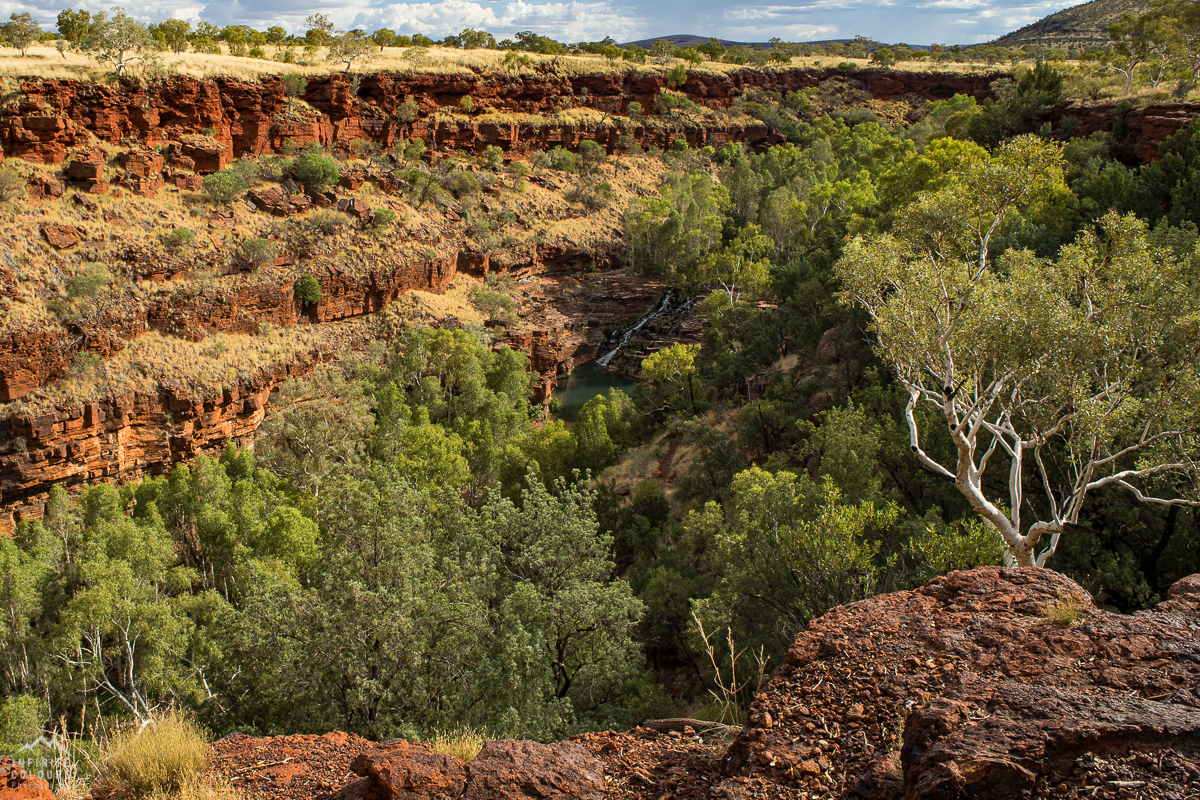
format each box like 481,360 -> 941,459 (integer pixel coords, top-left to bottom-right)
4,0 -> 1087,46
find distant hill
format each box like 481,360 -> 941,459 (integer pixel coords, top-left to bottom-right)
991,0 -> 1150,51
621,34 -> 857,50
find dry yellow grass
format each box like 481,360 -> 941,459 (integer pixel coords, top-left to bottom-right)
99,710 -> 209,800
0,43 -> 1029,85
427,727 -> 486,763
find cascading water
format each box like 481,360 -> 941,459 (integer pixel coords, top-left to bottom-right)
594,289 -> 698,367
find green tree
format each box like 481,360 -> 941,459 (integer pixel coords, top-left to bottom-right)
836,136 -> 1200,567
56,8 -> 92,44
2,13 -> 42,56
326,30 -> 374,71
151,19 -> 190,53
201,168 -> 248,205
303,13 -> 333,45
294,153 -> 340,188
691,469 -> 898,654
78,7 -> 155,75
478,474 -> 645,736
640,343 -> 701,415
372,28 -> 396,49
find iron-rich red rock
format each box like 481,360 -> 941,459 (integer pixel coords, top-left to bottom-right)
0,757 -> 55,800
351,741 -> 466,800
40,224 -> 79,248
336,197 -> 372,221
462,740 -> 606,800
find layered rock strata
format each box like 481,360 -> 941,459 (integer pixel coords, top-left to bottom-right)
0,69 -> 1004,167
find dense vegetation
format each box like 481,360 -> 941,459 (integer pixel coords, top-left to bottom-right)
2,63 -> 1200,755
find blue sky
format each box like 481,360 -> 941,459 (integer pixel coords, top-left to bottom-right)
7,0 -> 1084,45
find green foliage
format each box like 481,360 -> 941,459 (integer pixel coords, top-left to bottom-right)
623,171 -> 728,277
294,275 -> 322,306
201,169 -> 248,205
162,227 -> 195,248
639,343 -> 702,416
459,95 -> 477,113
838,136 -> 1200,568
371,207 -> 398,228
294,153 -> 340,189
241,238 -> 277,268
692,469 -> 898,655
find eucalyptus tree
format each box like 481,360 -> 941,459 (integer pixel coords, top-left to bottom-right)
837,136 -> 1200,567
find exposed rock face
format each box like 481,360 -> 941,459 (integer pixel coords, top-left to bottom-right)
713,566 -> 1200,799
0,70 -> 1002,168
1049,101 -> 1200,164
0,350 -> 333,533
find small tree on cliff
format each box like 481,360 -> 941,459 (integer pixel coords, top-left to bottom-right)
78,8 -> 154,76
836,135 -> 1200,568
326,30 -> 375,72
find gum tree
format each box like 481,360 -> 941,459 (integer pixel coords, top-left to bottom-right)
837,136 -> 1200,567
78,8 -> 153,75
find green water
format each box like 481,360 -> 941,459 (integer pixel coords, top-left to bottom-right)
554,361 -> 638,423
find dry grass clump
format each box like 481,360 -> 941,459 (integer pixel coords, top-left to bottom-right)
99,710 -> 210,800
1041,593 -> 1089,628
428,727 -> 486,763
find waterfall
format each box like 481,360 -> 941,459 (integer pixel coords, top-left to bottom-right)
595,289 -> 697,367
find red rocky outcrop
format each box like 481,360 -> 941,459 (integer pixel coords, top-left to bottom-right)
39,224 -> 79,249
0,349 -> 335,533
0,757 -> 54,800
0,70 -> 1004,169
711,566 -> 1200,799
341,739 -> 605,800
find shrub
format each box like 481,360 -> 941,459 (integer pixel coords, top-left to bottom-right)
481,145 -> 504,170
0,168 -> 24,202
459,95 -> 476,113
473,288 -> 513,321
308,209 -> 345,235
371,207 -> 397,228
577,140 -> 606,174
201,169 -> 249,205
163,228 -> 195,248
837,61 -> 859,72
259,155 -> 294,181
294,275 -> 322,306
67,268 -> 109,300
444,170 -> 481,197
100,710 -> 208,800
294,153 -> 340,188
249,46 -> 266,59
626,101 -> 643,118
241,238 -> 278,268
396,99 -> 420,123
545,146 -> 578,173
350,138 -> 380,159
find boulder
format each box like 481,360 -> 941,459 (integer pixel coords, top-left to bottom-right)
462,740 -> 605,800
339,167 -> 368,189
65,148 -> 105,182
40,224 -> 80,248
351,741 -> 466,800
249,187 -> 310,216
336,197 -> 372,222
118,149 -> 165,177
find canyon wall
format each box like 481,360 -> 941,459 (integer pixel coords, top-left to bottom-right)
0,68 -> 1006,167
